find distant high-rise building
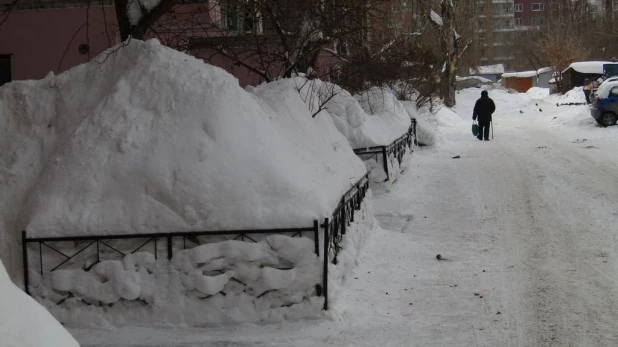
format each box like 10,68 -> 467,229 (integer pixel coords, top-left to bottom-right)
477,0 -> 517,70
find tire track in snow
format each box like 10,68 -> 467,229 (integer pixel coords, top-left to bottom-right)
481,122 -> 618,347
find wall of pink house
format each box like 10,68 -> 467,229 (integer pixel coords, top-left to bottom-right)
0,6 -> 118,81
203,54 -> 266,87
0,6 -> 336,88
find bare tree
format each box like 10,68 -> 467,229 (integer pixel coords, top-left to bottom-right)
536,31 -> 588,92
150,0 -> 383,84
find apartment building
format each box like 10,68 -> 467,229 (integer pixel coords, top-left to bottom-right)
477,0 -> 517,71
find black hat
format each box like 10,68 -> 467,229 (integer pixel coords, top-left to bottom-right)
481,90 -> 488,96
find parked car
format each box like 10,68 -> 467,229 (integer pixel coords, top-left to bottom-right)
589,76 -> 618,102
590,80 -> 618,126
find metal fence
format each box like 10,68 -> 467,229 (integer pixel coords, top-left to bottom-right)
320,172 -> 370,309
21,174 -> 372,310
353,120 -> 417,181
22,225 -> 319,296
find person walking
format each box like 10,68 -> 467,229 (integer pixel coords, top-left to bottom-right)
473,90 -> 495,141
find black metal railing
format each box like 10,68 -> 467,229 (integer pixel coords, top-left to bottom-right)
321,172 -> 370,309
22,224 -> 319,296
22,177 -> 374,312
353,120 -> 417,181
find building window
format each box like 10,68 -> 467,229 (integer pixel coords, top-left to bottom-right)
515,18 -> 523,26
0,55 -> 11,87
532,16 -> 545,25
532,3 -> 544,11
220,0 -> 262,34
515,4 -> 523,12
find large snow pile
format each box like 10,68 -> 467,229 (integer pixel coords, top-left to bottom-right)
354,87 -> 412,144
546,86 -> 587,105
0,259 -> 79,347
526,87 -> 550,99
0,39 -> 377,327
0,37 -> 364,246
401,102 -> 441,147
282,80 -> 412,149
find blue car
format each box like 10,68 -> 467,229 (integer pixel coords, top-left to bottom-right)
590,81 -> 618,126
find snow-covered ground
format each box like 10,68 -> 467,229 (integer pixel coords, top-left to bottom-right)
0,259 -> 79,347
72,87 -> 618,346
0,40 -> 411,337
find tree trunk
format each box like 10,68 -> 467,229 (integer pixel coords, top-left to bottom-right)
114,0 -> 176,41
440,1 -> 456,107
114,0 -> 132,41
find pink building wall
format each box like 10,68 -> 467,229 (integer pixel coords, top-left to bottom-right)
0,6 -> 119,81
0,5 -> 340,87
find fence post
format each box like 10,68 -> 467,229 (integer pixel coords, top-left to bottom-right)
323,218 -> 329,310
313,220 -> 319,256
382,146 -> 389,182
167,236 -> 172,260
22,230 -> 29,295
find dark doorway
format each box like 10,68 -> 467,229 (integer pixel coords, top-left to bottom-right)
0,55 -> 12,87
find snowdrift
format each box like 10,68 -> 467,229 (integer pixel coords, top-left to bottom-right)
0,38 -> 365,239
0,38 -> 379,328
0,259 -> 79,347
546,86 -> 587,105
280,79 -> 412,149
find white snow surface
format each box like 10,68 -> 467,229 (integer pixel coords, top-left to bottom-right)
0,259 -> 79,347
353,88 -> 411,141
546,86 -> 587,104
266,80 -> 412,149
526,87 -> 550,99
0,39 -> 366,281
72,86 -> 618,347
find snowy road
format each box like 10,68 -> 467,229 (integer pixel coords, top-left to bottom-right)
73,97 -> 618,346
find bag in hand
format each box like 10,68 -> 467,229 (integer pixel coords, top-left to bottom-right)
472,122 -> 479,136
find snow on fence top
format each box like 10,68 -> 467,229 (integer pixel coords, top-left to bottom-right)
562,61 -> 613,74
0,39 -> 366,238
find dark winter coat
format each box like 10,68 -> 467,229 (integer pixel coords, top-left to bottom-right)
473,95 -> 496,123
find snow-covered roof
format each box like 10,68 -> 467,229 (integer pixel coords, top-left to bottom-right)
470,64 -> 505,75
537,67 -> 553,74
502,71 -> 537,78
456,76 -> 493,83
562,61 -> 613,74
